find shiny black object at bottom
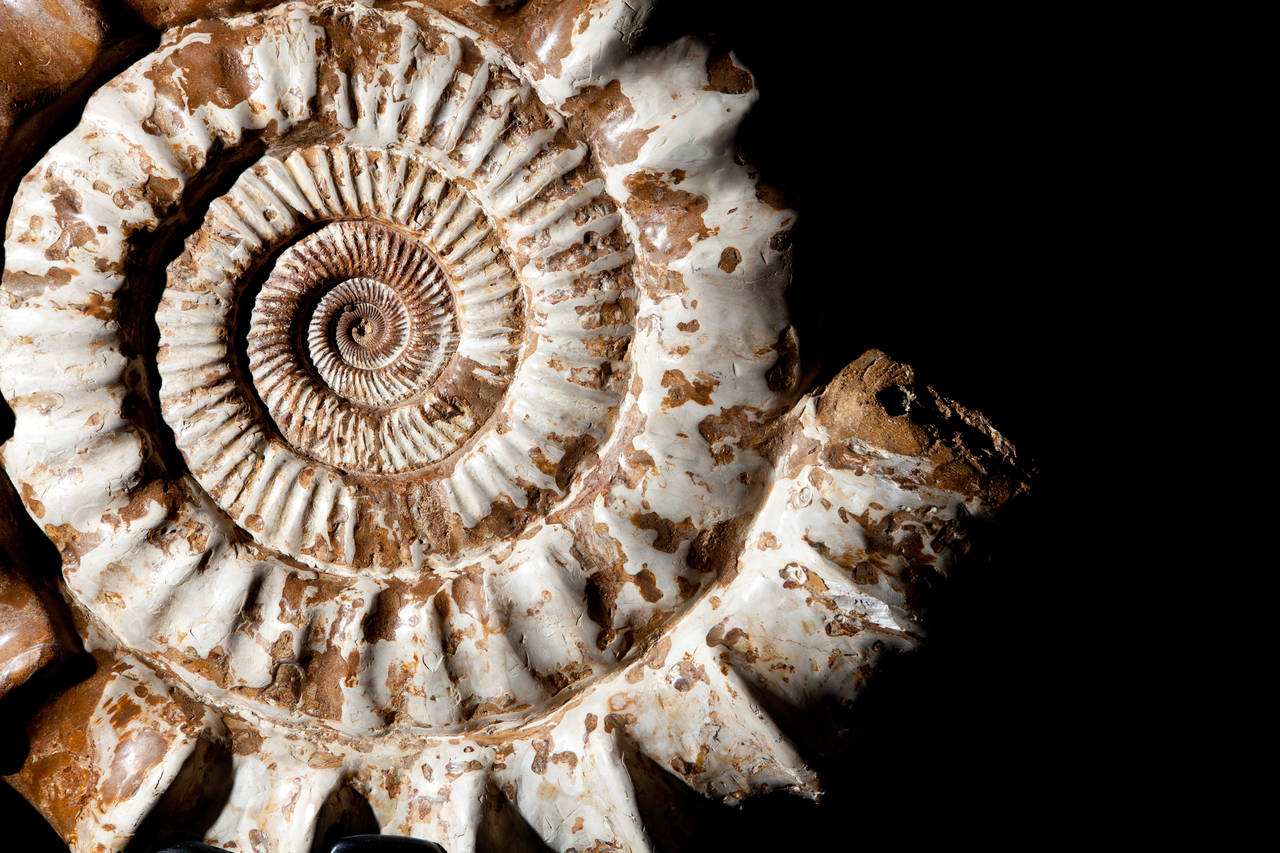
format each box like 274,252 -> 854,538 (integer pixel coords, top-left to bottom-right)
153,837 -> 446,853
331,837 -> 447,853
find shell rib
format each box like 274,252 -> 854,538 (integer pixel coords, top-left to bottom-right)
0,2 -> 1027,852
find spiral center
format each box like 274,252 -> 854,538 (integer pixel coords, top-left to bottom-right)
346,311 -> 381,347
246,221 -> 461,436
313,279 -> 413,374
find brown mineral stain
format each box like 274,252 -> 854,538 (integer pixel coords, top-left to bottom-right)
3,266 -> 74,305
174,646 -> 230,687
632,568 -> 662,602
669,744 -> 711,778
686,516 -> 750,579
668,656 -> 708,692
445,759 -> 484,779
603,712 -> 636,733
583,333 -> 630,360
630,512 -> 696,554
529,737 -> 552,775
117,480 -> 176,525
618,442 -> 656,489
660,369 -> 717,409
659,269 -> 687,297
42,522 -> 100,570
350,498 -> 407,568
43,179 -> 96,261
722,627 -> 760,663
143,173 -> 181,208
362,585 -> 404,643
280,573 -> 309,618
575,529 -> 627,651
704,52 -> 754,94
105,693 -> 142,730
518,0 -> 580,78
544,659 -> 593,693
299,646 -> 348,721
718,247 -> 742,273
704,619 -> 729,648
451,568 -> 490,623
697,404 -> 783,467
643,635 -> 672,671
308,750 -> 343,769
267,631 -> 295,663
622,170 -> 711,278
563,79 -> 657,164
19,482 -> 45,519
780,564 -> 829,597
143,18 -> 256,113
823,443 -> 874,476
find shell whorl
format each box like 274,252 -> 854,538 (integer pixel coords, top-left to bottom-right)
155,125 -> 628,568
5,3 -> 656,727
309,277 -> 428,394
285,229 -> 454,399
249,218 -> 471,462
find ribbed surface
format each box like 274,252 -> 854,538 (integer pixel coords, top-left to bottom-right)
247,221 -> 474,471
157,123 -> 635,570
313,279 -> 416,375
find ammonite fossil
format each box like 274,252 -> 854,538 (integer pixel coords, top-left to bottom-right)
0,1 -> 1028,851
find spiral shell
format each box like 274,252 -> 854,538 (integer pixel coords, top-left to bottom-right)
0,2 -> 1026,852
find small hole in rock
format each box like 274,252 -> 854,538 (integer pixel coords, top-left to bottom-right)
876,385 -> 911,416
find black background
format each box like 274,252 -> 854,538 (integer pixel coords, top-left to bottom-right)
3,1 -> 1080,849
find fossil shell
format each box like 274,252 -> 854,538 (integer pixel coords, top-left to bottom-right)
0,2 -> 1026,852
